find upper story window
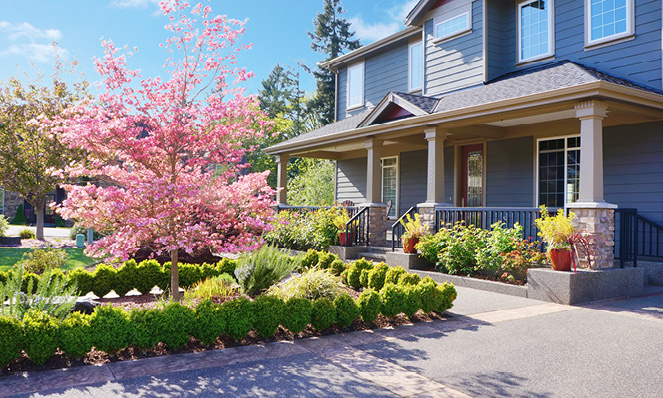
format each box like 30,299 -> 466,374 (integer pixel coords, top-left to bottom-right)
517,0 -> 554,63
409,41 -> 423,92
347,62 -> 364,110
586,0 -> 633,47
435,12 -> 471,41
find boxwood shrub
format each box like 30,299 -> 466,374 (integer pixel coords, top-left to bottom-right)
129,308 -> 162,350
311,298 -> 336,331
0,316 -> 22,366
157,303 -> 194,349
222,297 -> 255,340
357,288 -> 381,323
252,295 -> 285,338
379,283 -> 406,318
334,293 -> 360,327
90,305 -> 132,354
282,297 -> 312,334
59,312 -> 93,359
22,309 -> 59,365
192,300 -> 225,345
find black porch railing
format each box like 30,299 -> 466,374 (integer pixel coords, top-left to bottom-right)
434,207 -> 542,244
274,204 -> 358,218
346,206 -> 369,246
391,206 -> 417,251
615,208 -> 663,267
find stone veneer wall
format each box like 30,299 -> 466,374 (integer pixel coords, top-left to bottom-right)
367,205 -> 388,247
417,206 -> 436,233
2,190 -> 23,221
567,207 -> 615,269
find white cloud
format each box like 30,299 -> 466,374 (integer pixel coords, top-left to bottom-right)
350,0 -> 420,44
0,21 -> 67,63
109,0 -> 158,8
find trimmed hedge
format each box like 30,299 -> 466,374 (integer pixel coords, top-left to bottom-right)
0,253 -> 457,366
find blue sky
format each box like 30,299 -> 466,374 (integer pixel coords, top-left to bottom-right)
0,0 -> 418,96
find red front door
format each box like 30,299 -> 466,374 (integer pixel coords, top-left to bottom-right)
461,144 -> 483,207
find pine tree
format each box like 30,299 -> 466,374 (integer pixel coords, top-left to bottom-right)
308,0 -> 361,126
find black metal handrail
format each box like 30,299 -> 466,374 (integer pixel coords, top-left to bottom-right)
275,204 -> 358,217
615,208 -> 638,267
346,206 -> 369,246
391,206 -> 417,251
434,207 -> 542,244
635,213 -> 663,259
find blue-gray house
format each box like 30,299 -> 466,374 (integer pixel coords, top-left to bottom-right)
267,0 -> 663,268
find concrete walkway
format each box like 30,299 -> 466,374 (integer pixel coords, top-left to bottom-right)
2,286 -> 662,398
5,226 -> 71,238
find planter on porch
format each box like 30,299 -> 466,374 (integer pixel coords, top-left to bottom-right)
549,248 -> 572,271
402,236 -> 419,254
339,232 -> 354,247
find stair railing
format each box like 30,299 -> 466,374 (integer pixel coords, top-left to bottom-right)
346,206 -> 370,246
391,206 -> 417,251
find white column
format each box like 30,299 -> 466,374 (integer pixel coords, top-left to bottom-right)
365,138 -> 383,204
424,126 -> 448,204
276,154 -> 289,204
574,100 -> 608,205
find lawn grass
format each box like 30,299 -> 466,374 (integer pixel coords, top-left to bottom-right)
0,248 -> 98,272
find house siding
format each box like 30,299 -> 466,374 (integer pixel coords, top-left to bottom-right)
604,122 -> 663,224
486,137 -> 534,208
336,158 -> 367,205
485,0 -> 506,81
424,0 -> 484,96
499,0 -> 662,91
397,147 -> 455,214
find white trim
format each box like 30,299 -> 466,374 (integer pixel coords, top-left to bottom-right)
584,0 -> 634,48
516,0 -> 555,64
381,155 -> 399,219
360,92 -> 428,127
434,11 -> 472,42
346,62 -> 365,110
408,41 -> 423,92
535,134 -> 581,209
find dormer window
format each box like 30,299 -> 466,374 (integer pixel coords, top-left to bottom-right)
434,12 -> 471,41
517,0 -> 554,63
347,62 -> 364,110
586,0 -> 633,47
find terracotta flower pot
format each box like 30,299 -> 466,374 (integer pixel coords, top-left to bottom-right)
403,236 -> 419,254
339,232 -> 354,247
549,248 -> 572,271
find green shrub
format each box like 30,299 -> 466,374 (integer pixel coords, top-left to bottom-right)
19,228 -> 36,239
415,277 -> 440,313
129,308 -> 161,350
417,226 -> 453,263
222,297 -> 255,340
359,269 -> 370,288
266,267 -> 342,301
67,268 -> 94,296
367,263 -> 389,291
90,305 -> 132,354
184,274 -> 238,300
438,282 -> 457,312
346,258 -> 373,289
135,260 -> 164,294
0,215 -> 9,237
300,249 -> 320,269
282,297 -> 312,334
264,207 -> 343,251
0,316 -> 22,366
115,260 -> 139,296
357,288 -> 381,323
21,272 -> 39,294
12,204 -> 26,225
157,303 -> 194,349
330,259 -> 346,276
384,266 -> 407,285
68,223 -> 106,241
234,246 -> 297,296
200,262 -> 221,281
178,263 -> 204,289
59,312 -> 93,359
2,266 -> 76,320
379,283 -> 406,318
216,258 -> 237,279
22,309 -> 59,365
92,264 -> 116,297
311,298 -> 336,331
402,284 -> 422,319
252,295 -> 285,338
192,300 -> 225,345
317,252 -> 338,269
398,273 -> 421,286
54,215 -> 66,228
0,270 -> 8,285
333,293 -> 360,327
15,246 -> 69,274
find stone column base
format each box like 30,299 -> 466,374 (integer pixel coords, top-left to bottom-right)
416,203 -> 451,233
360,203 -> 388,247
567,204 -> 616,269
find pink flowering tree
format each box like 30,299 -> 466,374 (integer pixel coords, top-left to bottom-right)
56,0 -> 274,300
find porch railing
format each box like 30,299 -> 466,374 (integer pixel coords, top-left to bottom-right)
434,207 -> 542,244
346,206 -> 369,246
615,208 -> 663,267
274,204 -> 358,217
391,206 -> 417,251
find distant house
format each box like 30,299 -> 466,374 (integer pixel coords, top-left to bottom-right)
267,0 -> 663,267
0,187 -> 66,225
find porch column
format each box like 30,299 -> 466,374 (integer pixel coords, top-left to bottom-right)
418,125 -> 449,231
362,138 -> 388,247
569,100 -> 616,268
276,154 -> 289,204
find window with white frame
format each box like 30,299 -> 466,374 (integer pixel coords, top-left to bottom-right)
586,0 -> 633,46
381,157 -> 398,218
518,0 -> 554,63
435,12 -> 471,41
408,41 -> 423,92
537,136 -> 580,208
346,62 -> 364,109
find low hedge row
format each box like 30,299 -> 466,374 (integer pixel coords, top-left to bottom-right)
0,274 -> 456,366
0,258 -> 238,297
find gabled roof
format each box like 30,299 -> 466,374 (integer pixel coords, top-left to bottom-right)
265,61 -> 663,154
404,0 -> 435,27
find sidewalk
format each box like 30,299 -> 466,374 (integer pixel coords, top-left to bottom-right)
5,226 -> 71,238
1,286 -> 662,398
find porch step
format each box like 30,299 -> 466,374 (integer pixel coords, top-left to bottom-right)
355,247 -> 390,263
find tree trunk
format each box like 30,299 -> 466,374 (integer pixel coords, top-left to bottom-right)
170,248 -> 180,302
34,198 -> 46,241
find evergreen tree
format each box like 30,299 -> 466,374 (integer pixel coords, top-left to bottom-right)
308,0 -> 361,126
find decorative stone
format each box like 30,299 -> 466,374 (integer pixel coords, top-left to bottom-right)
567,206 -> 616,269
74,297 -> 100,314
362,204 -> 388,247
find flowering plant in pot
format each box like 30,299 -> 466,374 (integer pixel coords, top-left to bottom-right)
333,209 -> 356,247
400,213 -> 428,254
535,205 -> 593,272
